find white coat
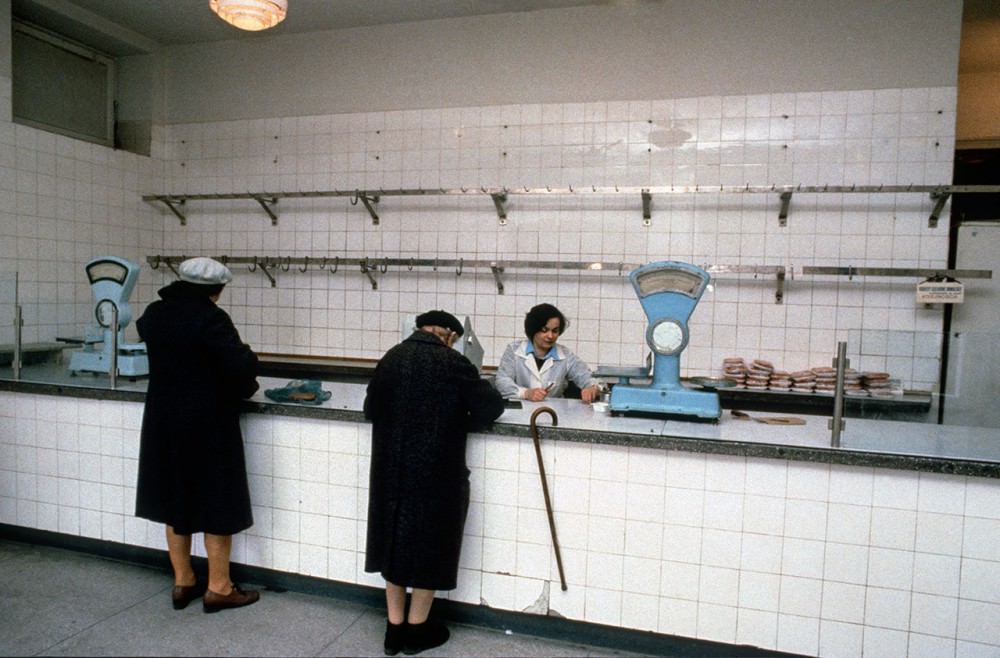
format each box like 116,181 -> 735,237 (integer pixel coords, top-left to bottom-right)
493,339 -> 599,400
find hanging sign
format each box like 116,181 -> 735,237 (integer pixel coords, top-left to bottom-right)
916,278 -> 964,304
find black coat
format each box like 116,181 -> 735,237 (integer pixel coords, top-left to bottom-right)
135,281 -> 259,535
363,330 -> 504,590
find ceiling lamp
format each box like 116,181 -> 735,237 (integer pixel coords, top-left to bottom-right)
210,0 -> 287,32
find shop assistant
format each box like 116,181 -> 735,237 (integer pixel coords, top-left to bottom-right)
494,302 -> 602,402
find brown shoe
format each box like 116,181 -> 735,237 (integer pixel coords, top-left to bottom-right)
171,581 -> 207,610
202,583 -> 260,613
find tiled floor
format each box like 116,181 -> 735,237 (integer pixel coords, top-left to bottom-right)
0,538 -> 624,657
0,537 -> 798,657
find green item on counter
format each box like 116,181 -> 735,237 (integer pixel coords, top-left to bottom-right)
264,379 -> 332,405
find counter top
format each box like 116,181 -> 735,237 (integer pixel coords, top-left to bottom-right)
2,364 -> 998,478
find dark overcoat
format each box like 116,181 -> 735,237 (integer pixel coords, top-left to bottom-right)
363,330 -> 504,590
135,281 -> 259,535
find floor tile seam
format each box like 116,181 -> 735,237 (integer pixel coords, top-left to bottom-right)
312,604 -> 381,656
29,580 -> 173,657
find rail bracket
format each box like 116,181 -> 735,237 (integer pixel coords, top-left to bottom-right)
157,197 -> 187,226
356,193 -> 380,224
778,191 -> 792,227
252,195 -> 279,225
360,259 -> 379,290
490,262 -> 505,294
491,192 -> 508,225
928,191 -> 950,229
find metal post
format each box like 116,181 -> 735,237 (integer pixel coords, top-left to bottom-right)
12,306 -> 23,380
829,341 -> 848,447
109,303 -> 119,389
12,273 -> 22,380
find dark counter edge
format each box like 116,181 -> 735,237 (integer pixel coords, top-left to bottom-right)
0,524 -> 805,658
2,378 -> 997,480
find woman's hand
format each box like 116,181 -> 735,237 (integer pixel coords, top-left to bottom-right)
580,385 -> 601,403
523,387 -> 550,402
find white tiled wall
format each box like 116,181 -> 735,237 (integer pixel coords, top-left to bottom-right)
147,88 -> 956,394
2,392 -> 998,656
1,85 -> 956,389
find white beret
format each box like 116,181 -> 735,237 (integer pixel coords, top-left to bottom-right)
178,257 -> 233,285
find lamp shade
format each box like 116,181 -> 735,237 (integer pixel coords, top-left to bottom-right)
210,0 -> 287,31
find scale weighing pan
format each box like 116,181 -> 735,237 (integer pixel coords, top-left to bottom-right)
609,261 -> 721,421
689,376 -> 737,390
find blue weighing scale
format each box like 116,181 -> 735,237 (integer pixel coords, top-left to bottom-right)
68,256 -> 149,377
609,260 -> 720,421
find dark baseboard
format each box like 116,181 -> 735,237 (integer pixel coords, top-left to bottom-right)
0,523 -> 803,658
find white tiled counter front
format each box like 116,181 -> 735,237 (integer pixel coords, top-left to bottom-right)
1,378 -> 999,658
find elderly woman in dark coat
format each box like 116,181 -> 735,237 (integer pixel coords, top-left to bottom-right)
135,257 -> 261,614
364,310 -> 505,655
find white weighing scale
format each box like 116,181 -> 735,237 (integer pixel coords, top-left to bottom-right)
68,256 -> 149,377
609,260 -> 720,421
399,314 -> 485,371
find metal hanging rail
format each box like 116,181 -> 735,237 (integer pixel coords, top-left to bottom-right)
801,266 -> 992,280
142,184 -> 1000,227
147,254 -> 787,300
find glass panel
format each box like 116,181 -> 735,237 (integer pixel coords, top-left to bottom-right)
0,273 -> 15,349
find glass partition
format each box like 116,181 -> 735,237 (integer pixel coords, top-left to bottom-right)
0,273 -> 18,376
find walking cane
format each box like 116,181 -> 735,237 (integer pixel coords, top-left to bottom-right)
529,406 -> 567,591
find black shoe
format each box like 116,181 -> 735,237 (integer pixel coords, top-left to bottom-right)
403,619 -> 450,655
384,620 -> 406,656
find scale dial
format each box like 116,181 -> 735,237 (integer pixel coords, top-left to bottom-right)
95,299 -> 118,328
650,318 -> 686,355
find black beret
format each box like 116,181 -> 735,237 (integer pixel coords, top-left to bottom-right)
416,310 -> 464,336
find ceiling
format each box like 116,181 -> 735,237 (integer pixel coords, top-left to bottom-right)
11,0 -> 616,56
10,0 -> 1000,79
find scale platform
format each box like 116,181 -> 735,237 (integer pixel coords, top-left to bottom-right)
610,383 -> 721,421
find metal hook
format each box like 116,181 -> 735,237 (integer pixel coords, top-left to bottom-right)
248,257 -> 258,273
329,256 -> 339,274
299,256 -> 309,273
150,256 -> 161,270
380,258 -> 389,274
280,256 -> 291,272
318,257 -> 327,271
407,258 -> 414,271
456,258 -> 464,276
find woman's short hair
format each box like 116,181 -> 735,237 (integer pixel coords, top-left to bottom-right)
524,303 -> 567,338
